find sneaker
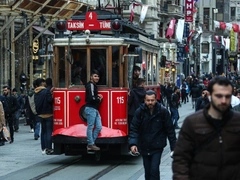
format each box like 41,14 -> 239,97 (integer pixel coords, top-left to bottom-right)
46,149 -> 54,155
29,129 -> 34,133
42,149 -> 46,155
87,144 -> 100,151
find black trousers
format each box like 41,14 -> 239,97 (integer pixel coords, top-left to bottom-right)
142,149 -> 163,180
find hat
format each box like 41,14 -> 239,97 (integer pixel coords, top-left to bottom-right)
35,78 -> 45,87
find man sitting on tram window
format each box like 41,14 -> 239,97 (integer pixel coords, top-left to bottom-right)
112,59 -> 119,87
84,70 -> 103,151
132,65 -> 141,88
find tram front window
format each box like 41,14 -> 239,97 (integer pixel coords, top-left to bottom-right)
91,49 -> 106,85
71,49 -> 87,85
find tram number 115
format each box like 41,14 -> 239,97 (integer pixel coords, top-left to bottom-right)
116,96 -> 124,104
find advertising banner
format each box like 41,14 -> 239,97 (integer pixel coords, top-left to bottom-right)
185,0 -> 194,22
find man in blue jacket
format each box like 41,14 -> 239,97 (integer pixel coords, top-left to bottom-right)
129,90 -> 176,180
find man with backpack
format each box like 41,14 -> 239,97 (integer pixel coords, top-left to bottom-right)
129,90 -> 176,180
25,80 -> 39,139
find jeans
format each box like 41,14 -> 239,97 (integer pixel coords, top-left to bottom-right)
84,107 -> 102,145
14,109 -> 21,131
39,116 -> 53,150
170,107 -> 179,126
34,120 -> 41,138
142,150 -> 163,180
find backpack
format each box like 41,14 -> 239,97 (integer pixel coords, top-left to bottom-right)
28,95 -> 37,115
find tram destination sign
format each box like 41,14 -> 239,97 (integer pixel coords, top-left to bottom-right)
67,12 -> 111,31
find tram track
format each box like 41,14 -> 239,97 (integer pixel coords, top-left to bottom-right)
28,154 -> 133,180
88,155 -> 133,180
29,157 -> 83,180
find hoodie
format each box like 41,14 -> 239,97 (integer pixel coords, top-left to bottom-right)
128,87 -> 146,116
34,86 -> 53,118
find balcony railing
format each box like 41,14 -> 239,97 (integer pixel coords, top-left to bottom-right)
167,4 -> 182,15
0,0 -> 15,5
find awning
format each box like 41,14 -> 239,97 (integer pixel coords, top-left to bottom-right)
32,26 -> 54,36
10,0 -> 92,19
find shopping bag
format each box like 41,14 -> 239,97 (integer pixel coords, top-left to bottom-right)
2,126 -> 11,141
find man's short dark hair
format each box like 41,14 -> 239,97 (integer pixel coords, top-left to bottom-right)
136,78 -> 145,86
145,90 -> 156,98
91,70 -> 100,76
12,88 -> 17,92
133,66 -> 141,72
3,86 -> 10,90
35,78 -> 45,87
208,76 -> 233,94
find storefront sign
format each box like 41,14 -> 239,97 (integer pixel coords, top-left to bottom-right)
185,0 -> 194,22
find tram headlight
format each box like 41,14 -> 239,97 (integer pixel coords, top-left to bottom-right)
111,19 -> 122,32
55,21 -> 67,32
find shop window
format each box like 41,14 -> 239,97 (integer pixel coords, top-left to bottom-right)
203,8 -> 210,30
201,42 -> 209,54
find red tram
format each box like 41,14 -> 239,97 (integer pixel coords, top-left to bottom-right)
51,10 -> 161,157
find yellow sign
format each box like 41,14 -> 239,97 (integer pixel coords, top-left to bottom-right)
230,29 -> 235,52
32,39 -> 39,60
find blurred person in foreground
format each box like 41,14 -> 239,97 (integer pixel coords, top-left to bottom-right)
0,101 -> 6,146
129,90 -> 176,180
172,76 -> 240,180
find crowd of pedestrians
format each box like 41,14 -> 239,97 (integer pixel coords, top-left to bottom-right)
0,78 -> 54,155
128,68 -> 240,179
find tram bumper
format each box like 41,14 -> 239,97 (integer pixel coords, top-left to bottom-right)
52,124 -> 128,155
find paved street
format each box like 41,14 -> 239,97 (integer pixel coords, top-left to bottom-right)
0,101 -> 195,180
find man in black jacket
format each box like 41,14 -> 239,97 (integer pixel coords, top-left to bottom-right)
1,86 -> 19,143
128,78 -> 146,129
129,90 -> 176,180
84,70 -> 103,151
